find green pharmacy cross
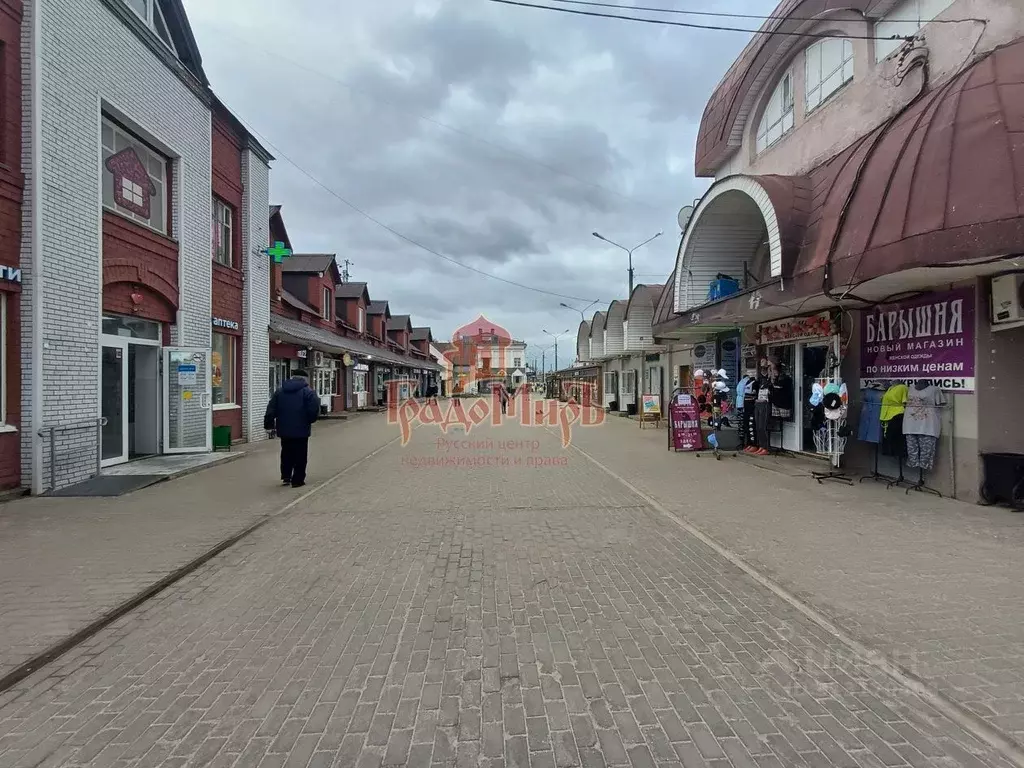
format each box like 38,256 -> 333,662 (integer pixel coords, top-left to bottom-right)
265,241 -> 292,264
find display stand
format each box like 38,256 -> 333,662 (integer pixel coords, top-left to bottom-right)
811,416 -> 852,485
808,338 -> 850,485
906,466 -> 942,497
859,442 -> 894,485
885,452 -> 914,490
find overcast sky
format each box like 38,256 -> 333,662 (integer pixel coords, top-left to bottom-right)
182,0 -> 776,370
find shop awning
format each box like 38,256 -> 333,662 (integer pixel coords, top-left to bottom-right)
657,37 -> 1024,340
269,316 -> 441,371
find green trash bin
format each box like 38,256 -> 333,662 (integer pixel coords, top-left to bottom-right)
212,425 -> 232,452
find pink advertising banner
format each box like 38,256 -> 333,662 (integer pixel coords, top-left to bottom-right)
859,287 -> 975,391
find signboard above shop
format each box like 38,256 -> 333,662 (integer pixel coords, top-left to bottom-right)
212,317 -> 240,331
860,287 -> 975,391
757,311 -> 835,345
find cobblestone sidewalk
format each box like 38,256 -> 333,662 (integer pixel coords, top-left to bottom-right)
0,415 -> 1015,767
565,414 -> 1024,748
0,414 -> 399,683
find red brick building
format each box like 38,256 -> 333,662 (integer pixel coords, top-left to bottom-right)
0,0 -> 21,489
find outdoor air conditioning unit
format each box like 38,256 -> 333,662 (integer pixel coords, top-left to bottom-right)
991,274 -> 1024,328
312,350 -> 325,367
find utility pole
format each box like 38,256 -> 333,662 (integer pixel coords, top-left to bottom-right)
341,259 -> 353,282
592,231 -> 662,296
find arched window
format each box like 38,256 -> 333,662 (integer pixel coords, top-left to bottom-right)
756,72 -> 794,154
805,38 -> 854,112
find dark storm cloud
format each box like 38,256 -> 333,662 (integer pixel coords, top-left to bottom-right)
183,0 -> 779,359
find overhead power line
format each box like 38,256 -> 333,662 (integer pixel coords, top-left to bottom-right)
544,0 -> 968,25
488,0 -> 914,41
211,25 -> 656,211
220,102 -> 604,304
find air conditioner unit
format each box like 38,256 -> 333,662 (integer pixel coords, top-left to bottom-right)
312,350 -> 325,367
991,274 -> 1024,328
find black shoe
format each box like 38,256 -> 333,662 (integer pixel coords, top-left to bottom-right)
291,481 -> 306,488
281,478 -> 291,486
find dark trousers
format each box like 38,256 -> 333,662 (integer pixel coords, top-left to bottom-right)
754,402 -> 771,449
280,437 -> 309,485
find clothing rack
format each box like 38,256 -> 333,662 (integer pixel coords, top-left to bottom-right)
859,442 -> 895,485
906,466 -> 942,497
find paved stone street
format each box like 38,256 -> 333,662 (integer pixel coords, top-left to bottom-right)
563,415 -> 1024,748
0,415 -> 400,683
0,407 -> 1019,767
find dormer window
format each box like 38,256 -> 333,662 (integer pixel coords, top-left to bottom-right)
122,0 -> 177,53
805,38 -> 854,112
756,72 -> 794,154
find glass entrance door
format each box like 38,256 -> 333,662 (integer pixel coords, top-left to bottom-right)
163,348 -> 212,454
101,340 -> 129,466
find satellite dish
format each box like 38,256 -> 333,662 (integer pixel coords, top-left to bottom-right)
677,205 -> 695,233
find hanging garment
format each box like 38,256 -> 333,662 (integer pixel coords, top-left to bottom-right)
754,400 -> 771,449
881,413 -> 906,457
905,434 -> 938,470
880,384 -> 909,422
857,388 -> 883,444
770,373 -> 794,419
903,385 -> 946,438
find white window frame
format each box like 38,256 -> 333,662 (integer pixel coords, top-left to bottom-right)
269,359 -> 290,396
212,197 -> 233,267
101,117 -> 168,234
805,38 -> 854,113
875,0 -> 953,62
755,71 -> 795,154
211,332 -> 237,408
123,0 -> 178,53
322,287 -> 332,321
358,307 -> 365,333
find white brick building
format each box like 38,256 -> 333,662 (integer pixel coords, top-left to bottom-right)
21,0 -> 270,493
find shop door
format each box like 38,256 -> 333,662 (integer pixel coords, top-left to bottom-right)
163,348 -> 212,454
101,339 -> 129,467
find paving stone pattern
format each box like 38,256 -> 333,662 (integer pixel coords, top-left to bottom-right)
0,415 -> 1013,767
563,416 -> 1024,746
0,415 -> 397,681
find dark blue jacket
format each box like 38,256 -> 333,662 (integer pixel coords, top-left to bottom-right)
264,377 -> 321,438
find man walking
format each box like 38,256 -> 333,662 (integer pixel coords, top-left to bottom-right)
264,368 -> 321,488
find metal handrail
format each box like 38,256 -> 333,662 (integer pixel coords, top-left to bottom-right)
37,417 -> 107,493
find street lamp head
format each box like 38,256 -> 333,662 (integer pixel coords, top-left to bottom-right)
559,302 -> 570,309
592,232 -> 604,241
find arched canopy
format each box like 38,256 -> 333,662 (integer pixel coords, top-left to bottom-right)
674,174 -> 806,314
575,320 -> 591,363
603,300 -> 627,357
624,284 -> 663,352
589,311 -> 606,358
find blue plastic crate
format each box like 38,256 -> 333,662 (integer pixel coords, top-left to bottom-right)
707,277 -> 740,302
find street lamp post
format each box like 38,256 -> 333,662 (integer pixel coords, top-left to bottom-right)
592,231 -> 663,296
559,300 -> 599,324
542,329 -> 570,372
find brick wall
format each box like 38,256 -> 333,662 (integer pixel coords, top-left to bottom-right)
241,150 -> 270,442
22,0 -> 212,492
211,109 -> 245,441
0,0 -> 21,489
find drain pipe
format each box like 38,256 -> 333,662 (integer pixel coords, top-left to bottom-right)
949,396 -> 956,499
28,0 -> 44,496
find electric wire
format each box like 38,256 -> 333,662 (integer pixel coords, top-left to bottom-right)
544,0 -> 977,26
219,101 -> 606,304
488,0 -> 914,41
